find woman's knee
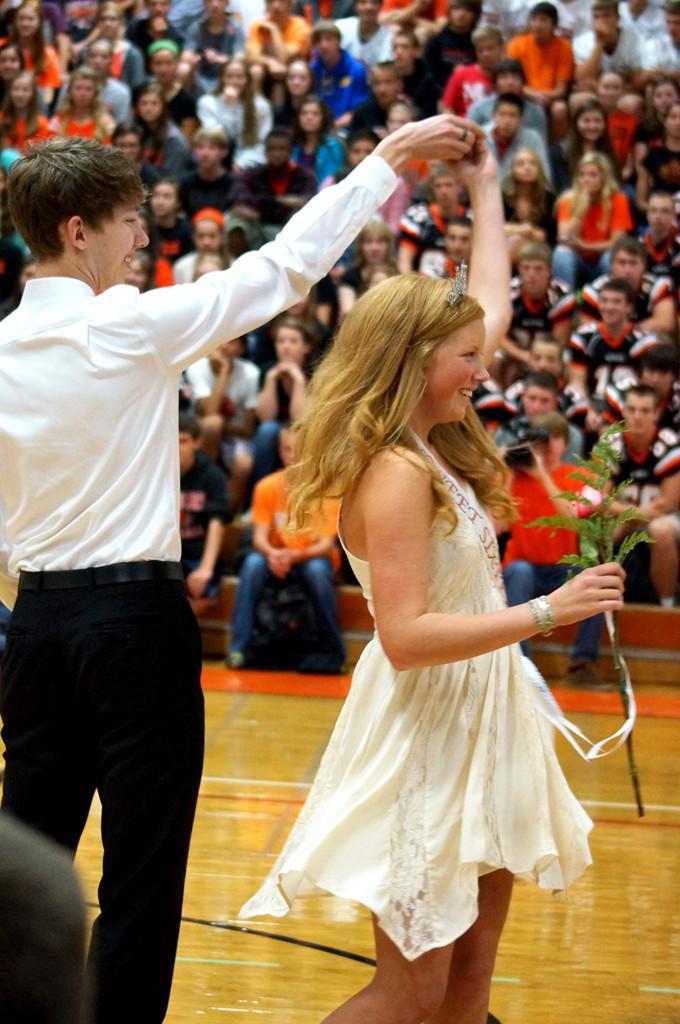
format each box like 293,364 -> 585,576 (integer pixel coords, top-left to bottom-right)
367,974 -> 448,1024
649,517 -> 678,547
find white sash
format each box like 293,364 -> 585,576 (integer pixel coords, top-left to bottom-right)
412,434 -> 636,762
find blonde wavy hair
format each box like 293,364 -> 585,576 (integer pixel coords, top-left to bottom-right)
562,151 -> 620,225
288,274 -> 515,531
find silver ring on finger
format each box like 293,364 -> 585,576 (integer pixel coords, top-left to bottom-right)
460,127 -> 468,143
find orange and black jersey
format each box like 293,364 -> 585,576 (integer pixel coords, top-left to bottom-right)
509,275 -> 576,349
610,426 -> 680,507
569,321 -> 659,399
605,379 -> 680,432
399,200 -> 467,271
638,227 -> 680,289
581,271 -> 673,324
505,377 -> 589,426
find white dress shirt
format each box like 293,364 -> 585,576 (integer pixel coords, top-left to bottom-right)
573,26 -> 643,75
0,153 -> 396,609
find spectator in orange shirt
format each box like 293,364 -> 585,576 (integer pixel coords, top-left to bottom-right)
49,68 -> 114,143
502,411 -> 607,689
553,151 -> 633,287
227,424 -> 345,672
9,1 -> 61,108
247,0 -> 311,90
0,70 -> 54,152
507,1 -> 573,140
378,0 -> 449,44
597,70 -> 638,182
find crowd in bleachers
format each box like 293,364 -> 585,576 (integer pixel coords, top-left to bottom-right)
0,0 -> 679,674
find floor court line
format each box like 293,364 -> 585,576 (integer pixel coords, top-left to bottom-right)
200,777 -> 680,816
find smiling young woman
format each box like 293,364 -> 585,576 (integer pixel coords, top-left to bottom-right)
238,146 -> 626,1024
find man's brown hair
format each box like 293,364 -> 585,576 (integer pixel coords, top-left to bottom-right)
8,137 -> 146,261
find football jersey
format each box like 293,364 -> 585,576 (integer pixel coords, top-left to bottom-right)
505,377 -> 589,425
509,276 -> 576,349
399,200 -> 465,271
581,271 -> 673,323
604,378 -> 680,431
473,379 -> 516,426
610,426 -> 680,507
569,321 -> 659,399
638,227 -> 680,289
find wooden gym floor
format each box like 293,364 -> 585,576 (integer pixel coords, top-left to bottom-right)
60,664 -> 680,1024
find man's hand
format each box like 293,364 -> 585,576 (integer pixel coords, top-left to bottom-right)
374,113 -> 485,177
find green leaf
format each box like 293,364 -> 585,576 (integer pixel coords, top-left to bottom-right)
557,554 -> 595,568
615,531 -> 654,563
528,513 -> 580,533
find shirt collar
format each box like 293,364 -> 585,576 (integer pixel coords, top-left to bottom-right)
19,277 -> 95,313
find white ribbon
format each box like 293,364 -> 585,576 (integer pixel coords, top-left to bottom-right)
410,434 -> 637,762
522,626 -> 636,763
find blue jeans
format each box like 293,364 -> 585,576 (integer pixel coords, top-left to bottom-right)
230,551 -> 345,664
503,560 -> 603,663
252,421 -> 283,485
551,245 -> 611,289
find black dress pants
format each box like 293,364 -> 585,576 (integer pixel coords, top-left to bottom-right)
0,578 -> 205,1024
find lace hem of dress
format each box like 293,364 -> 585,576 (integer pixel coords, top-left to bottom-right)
380,672 -> 438,957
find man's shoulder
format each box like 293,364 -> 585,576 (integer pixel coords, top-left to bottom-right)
506,32 -> 531,54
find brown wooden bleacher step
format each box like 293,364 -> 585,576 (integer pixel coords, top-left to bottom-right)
195,577 -> 680,686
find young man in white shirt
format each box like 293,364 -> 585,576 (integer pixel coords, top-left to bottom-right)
0,116 -> 483,1024
335,0 -> 394,69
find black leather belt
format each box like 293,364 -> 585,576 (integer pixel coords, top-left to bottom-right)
18,560 -> 184,592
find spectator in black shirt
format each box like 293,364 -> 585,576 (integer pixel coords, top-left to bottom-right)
392,28 -> 438,118
229,128 -> 316,241
423,0 -> 480,96
149,177 -> 193,263
127,0 -> 184,73
148,40 -> 197,140
349,60 -> 403,137
179,413 -> 230,600
636,100 -> 680,214
179,126 -> 233,217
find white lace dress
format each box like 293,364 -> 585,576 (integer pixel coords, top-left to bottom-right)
238,455 -> 593,960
